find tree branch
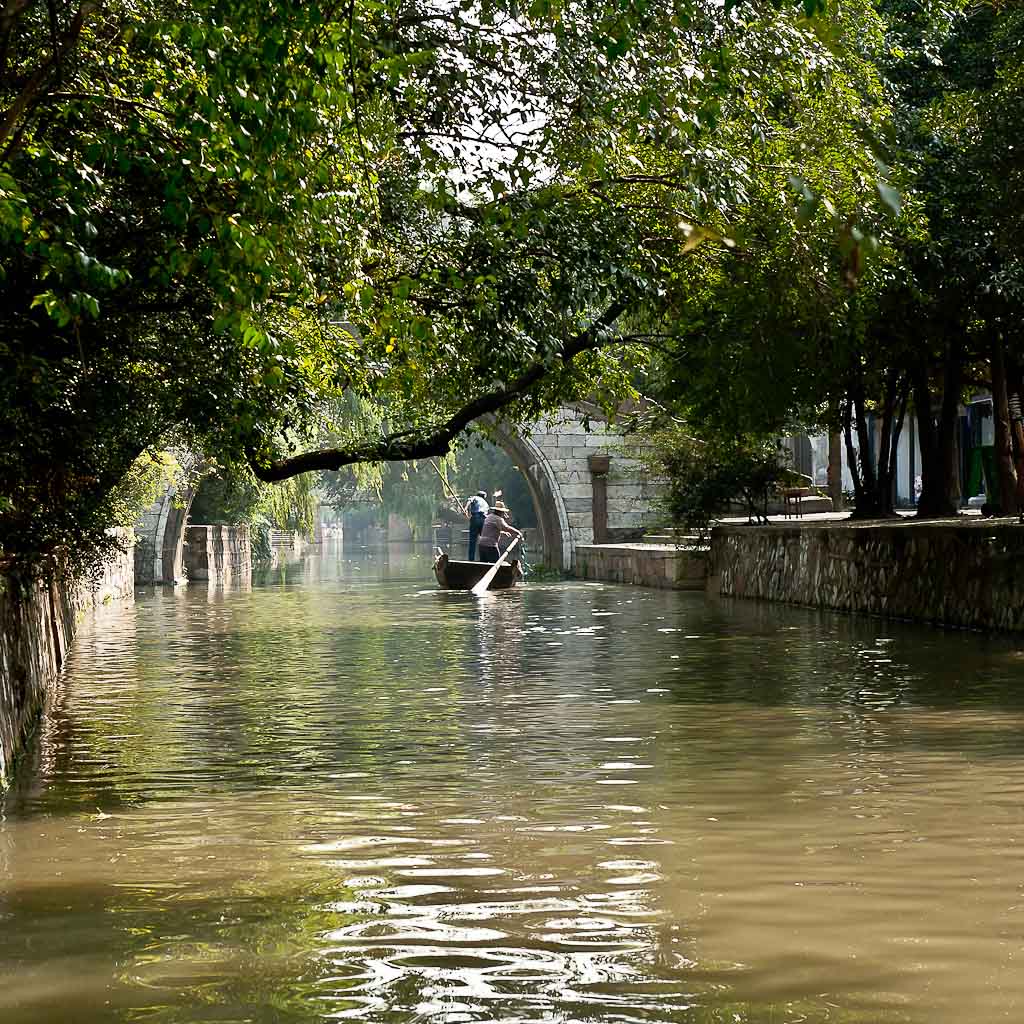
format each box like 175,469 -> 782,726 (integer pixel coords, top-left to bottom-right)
0,0 -> 37,79
248,300 -> 629,482
0,0 -> 97,158
41,90 -> 169,117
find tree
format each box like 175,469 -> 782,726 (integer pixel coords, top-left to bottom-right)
642,0 -> 1024,521
627,0 -> 902,517
2,0 -> 891,577
880,0 -> 1024,517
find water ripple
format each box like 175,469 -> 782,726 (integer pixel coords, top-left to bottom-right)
2,546 -> 1023,1023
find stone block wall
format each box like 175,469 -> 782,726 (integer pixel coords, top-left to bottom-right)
711,520 -> 1024,631
574,543 -> 707,590
1,531 -> 134,787
183,525 -> 252,584
517,405 -> 662,561
66,528 -> 136,613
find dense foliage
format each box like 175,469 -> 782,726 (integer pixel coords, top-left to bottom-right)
2,0 -> 879,574
189,468 -> 319,539
646,428 -> 792,536
4,0 -> 1018,575
644,0 -> 1024,520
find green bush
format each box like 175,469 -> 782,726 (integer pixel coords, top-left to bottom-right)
646,429 -> 790,538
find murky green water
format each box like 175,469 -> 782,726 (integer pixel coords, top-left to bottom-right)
3,543 -> 1024,1023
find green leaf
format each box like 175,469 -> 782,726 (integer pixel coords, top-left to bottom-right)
876,181 -> 902,218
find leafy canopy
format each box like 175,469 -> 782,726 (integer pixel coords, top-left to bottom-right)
1,0 -> 896,573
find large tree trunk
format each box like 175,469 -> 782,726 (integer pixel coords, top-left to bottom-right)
990,330 -> 1019,515
913,341 -> 962,518
844,366 -> 906,518
886,376 -> 909,510
842,396 -> 867,512
1007,350 -> 1024,514
828,430 -> 844,512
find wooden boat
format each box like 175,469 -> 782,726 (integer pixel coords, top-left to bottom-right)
433,550 -> 522,591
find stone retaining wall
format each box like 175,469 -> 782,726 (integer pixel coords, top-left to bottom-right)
0,531 -> 134,787
183,525 -> 252,584
574,543 -> 707,590
269,529 -> 305,566
711,519 -> 1024,631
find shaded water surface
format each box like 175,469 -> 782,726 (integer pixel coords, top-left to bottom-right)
3,544 -> 1024,1023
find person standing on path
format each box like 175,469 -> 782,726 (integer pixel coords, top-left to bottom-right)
477,500 -> 523,563
464,490 -> 489,561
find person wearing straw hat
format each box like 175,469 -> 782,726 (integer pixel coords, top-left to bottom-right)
477,499 -> 523,563
463,489 -> 489,560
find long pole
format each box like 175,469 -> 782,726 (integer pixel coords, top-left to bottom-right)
471,537 -> 520,597
429,459 -> 464,509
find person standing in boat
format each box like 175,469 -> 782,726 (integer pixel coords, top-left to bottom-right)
477,500 -> 523,563
463,489 -> 489,560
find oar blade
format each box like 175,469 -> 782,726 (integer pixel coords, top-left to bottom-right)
470,537 -> 519,597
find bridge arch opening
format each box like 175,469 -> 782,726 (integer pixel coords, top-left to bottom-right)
133,480 -> 196,585
485,425 -> 571,571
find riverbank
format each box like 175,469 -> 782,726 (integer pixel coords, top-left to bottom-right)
0,531 -> 135,787
573,515 -> 1024,632
711,516 -> 1024,632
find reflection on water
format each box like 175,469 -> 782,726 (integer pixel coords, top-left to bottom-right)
3,541 -> 1024,1022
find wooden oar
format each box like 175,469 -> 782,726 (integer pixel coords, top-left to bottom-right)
471,537 -> 520,597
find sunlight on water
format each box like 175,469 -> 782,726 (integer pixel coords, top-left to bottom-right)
3,541 -> 1024,1022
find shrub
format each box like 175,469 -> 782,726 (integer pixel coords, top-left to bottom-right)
646,429 -> 790,538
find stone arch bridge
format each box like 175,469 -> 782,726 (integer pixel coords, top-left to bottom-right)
134,403 -> 659,582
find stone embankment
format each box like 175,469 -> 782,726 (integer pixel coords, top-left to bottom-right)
711,518 -> 1024,631
183,525 -> 252,583
578,518 -> 1024,632
0,530 -> 134,786
574,539 -> 707,590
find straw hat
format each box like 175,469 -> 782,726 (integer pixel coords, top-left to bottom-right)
489,500 -> 511,517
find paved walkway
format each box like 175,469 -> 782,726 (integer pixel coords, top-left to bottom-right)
717,508 -> 1024,529
720,510 -> 909,526
634,508 -> 1024,548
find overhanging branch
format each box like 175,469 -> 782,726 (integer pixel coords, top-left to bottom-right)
248,300 -> 629,482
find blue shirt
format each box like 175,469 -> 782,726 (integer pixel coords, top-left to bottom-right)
466,496 -> 488,518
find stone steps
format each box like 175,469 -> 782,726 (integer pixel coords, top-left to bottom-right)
574,542 -> 707,590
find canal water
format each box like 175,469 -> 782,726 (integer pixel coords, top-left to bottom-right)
3,544 -> 1024,1023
